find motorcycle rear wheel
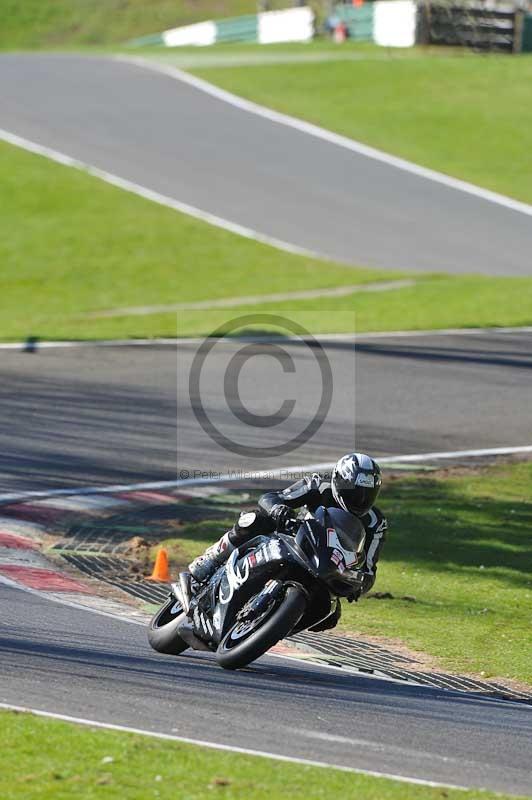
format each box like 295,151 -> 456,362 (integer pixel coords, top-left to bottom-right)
216,584 -> 306,670
147,595 -> 189,655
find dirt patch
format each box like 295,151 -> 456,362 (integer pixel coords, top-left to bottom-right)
386,452 -> 532,483
337,627 -> 441,673
336,626 -> 532,695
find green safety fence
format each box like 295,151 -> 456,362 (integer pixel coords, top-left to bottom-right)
215,13 -> 259,43
127,31 -> 165,47
522,14 -> 532,51
335,4 -> 374,41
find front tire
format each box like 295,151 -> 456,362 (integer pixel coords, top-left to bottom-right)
216,584 -> 306,670
147,596 -> 189,655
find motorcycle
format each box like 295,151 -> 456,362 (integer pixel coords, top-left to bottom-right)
147,505 -> 366,670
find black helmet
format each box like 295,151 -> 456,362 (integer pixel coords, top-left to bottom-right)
331,453 -> 382,516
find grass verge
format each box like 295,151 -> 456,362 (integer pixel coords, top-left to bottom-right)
155,461 -> 532,685
0,710 -> 526,800
181,48 -> 532,205
0,0 -> 288,50
0,140 -> 389,341
2,140 -> 532,340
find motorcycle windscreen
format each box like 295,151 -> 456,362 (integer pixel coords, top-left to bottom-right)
316,506 -> 366,569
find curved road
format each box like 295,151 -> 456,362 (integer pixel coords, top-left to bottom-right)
1,53 -> 532,275
2,582 -> 531,795
2,52 -> 532,795
0,331 -> 531,494
1,335 -> 531,793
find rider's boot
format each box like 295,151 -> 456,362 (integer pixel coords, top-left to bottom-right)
188,531 -> 235,583
188,512 -> 265,584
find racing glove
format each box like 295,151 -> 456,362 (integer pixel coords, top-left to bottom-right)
270,503 -> 297,532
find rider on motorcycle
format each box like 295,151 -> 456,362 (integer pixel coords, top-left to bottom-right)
185,453 -> 387,632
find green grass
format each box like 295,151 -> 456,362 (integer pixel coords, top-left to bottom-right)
155,461 -> 532,685
0,0 -> 284,50
0,141 -> 388,341
153,519 -> 235,571
188,51 -> 532,205
2,140 -> 532,341
173,276 -> 532,337
340,460 -> 532,684
132,40 -> 382,66
0,711 -> 526,800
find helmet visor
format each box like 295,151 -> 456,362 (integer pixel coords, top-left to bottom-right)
338,486 -> 379,516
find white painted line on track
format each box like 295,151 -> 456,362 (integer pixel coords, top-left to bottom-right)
1,326 -> 531,351
0,338 -> 181,350
316,326 -> 532,341
84,280 -> 415,319
1,445 -> 531,505
34,495 -> 128,511
0,127 -> 322,261
0,702 -> 469,790
292,728 -> 483,768
118,55 -> 532,220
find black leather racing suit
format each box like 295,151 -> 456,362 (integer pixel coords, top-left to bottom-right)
227,474 -> 388,631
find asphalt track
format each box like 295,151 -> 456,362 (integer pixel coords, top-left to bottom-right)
2,51 -> 532,794
1,53 -> 532,275
2,582 -> 531,794
0,331 -> 531,494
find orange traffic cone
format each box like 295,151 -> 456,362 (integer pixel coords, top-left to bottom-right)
147,548 -> 171,582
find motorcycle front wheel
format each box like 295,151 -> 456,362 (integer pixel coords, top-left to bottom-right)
147,595 -> 189,655
216,584 -> 306,670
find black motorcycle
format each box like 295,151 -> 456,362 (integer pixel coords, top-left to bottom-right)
147,506 -> 365,670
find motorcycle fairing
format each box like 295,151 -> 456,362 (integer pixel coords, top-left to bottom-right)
184,506 -> 363,646
189,534 -> 290,645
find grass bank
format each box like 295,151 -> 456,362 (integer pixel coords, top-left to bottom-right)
2,141 -> 532,341
0,711 -> 525,800
0,0 -> 278,50
154,461 -> 532,685
185,49 -> 532,205
0,141 -> 387,341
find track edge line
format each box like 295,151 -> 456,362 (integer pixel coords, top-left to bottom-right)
0,702 -> 471,791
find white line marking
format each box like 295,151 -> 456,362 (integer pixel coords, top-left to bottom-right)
84,280 -> 415,319
32,495 -> 128,511
0,702 -> 469,790
118,55 -> 532,219
293,728 -> 477,766
1,445 -> 531,505
0,127 -> 322,260
133,50 -> 405,69
382,445 -> 532,462
1,326 -> 532,351
312,327 -> 532,341
0,338 -> 181,350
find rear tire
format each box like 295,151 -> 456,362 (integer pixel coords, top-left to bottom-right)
147,596 -> 189,655
216,584 -> 306,670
